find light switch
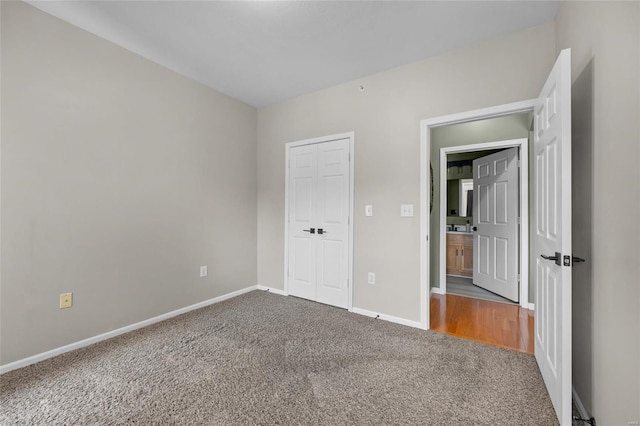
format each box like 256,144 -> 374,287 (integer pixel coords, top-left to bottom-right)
365,205 -> 373,217
400,204 -> 414,217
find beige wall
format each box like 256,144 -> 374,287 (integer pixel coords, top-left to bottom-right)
1,2 -> 257,364
556,2 -> 640,424
257,23 -> 556,321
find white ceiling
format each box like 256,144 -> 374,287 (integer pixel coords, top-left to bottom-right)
27,1 -> 560,108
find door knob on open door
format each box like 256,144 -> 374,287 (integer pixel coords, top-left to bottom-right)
303,228 -> 315,234
317,228 -> 326,235
541,252 -> 562,266
472,226 -> 478,231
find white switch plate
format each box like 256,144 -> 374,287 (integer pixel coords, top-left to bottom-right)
199,266 -> 208,278
400,204 -> 414,217
365,205 -> 373,216
368,272 -> 375,285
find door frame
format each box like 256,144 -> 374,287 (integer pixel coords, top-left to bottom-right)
436,140 -> 528,307
420,100 -> 536,329
283,131 -> 355,311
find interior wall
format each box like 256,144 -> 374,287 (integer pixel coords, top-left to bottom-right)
430,114 -> 532,301
0,2 -> 258,365
555,2 -> 640,424
257,22 -> 556,321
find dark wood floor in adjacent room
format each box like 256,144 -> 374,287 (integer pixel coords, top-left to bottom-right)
430,293 -> 534,354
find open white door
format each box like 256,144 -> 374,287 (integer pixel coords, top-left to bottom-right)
534,49 -> 572,425
472,147 -> 519,302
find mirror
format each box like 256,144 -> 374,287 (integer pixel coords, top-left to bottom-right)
447,178 -> 473,217
459,179 -> 473,217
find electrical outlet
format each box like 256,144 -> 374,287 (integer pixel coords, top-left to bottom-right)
368,272 -> 375,285
199,266 -> 208,278
59,292 -> 73,309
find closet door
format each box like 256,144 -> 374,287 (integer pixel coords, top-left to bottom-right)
315,139 -> 350,308
287,138 -> 350,309
287,144 -> 318,301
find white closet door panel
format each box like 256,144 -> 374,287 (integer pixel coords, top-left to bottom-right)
316,139 -> 350,309
288,144 -> 318,301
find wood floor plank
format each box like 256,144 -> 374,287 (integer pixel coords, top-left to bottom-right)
430,293 -> 534,354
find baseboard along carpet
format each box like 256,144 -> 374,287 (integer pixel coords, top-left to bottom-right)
1,291 -> 559,425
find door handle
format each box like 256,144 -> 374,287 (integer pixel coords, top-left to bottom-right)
572,256 -> 586,263
303,228 -> 315,234
541,252 -> 562,266
472,226 -> 478,231
317,228 -> 326,235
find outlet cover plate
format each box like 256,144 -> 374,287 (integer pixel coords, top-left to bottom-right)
59,292 -> 73,309
200,266 -> 208,278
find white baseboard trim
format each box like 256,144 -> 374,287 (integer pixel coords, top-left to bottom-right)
256,285 -> 287,296
527,303 -> 535,311
0,285 -> 258,375
430,286 -> 445,295
572,386 -> 590,420
352,307 -> 422,330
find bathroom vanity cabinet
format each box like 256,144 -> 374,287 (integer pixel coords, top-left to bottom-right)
446,233 -> 473,277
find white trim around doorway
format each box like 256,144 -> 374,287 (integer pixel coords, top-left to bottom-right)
283,132 -> 355,312
437,138 -> 529,309
420,99 -> 536,330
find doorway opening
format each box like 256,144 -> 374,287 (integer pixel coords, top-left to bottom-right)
419,102 -> 536,331
437,139 -> 528,306
442,146 -> 520,305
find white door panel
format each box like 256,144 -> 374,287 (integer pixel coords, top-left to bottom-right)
287,138 -> 350,309
316,140 -> 350,308
472,147 -> 519,302
534,48 -> 572,426
288,144 -> 318,301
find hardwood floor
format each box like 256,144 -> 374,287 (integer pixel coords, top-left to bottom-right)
430,293 -> 534,354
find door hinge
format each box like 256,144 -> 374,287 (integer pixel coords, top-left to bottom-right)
517,274 -> 521,282
517,217 -> 521,224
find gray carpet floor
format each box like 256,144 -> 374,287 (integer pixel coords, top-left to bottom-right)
446,275 -> 517,305
1,290 -> 560,425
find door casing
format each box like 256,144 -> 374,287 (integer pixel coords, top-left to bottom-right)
283,132 -> 355,311
436,139 -> 529,307
420,100 -> 536,329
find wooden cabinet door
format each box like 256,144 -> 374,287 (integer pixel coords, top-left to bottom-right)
446,241 -> 459,275
460,236 -> 473,277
